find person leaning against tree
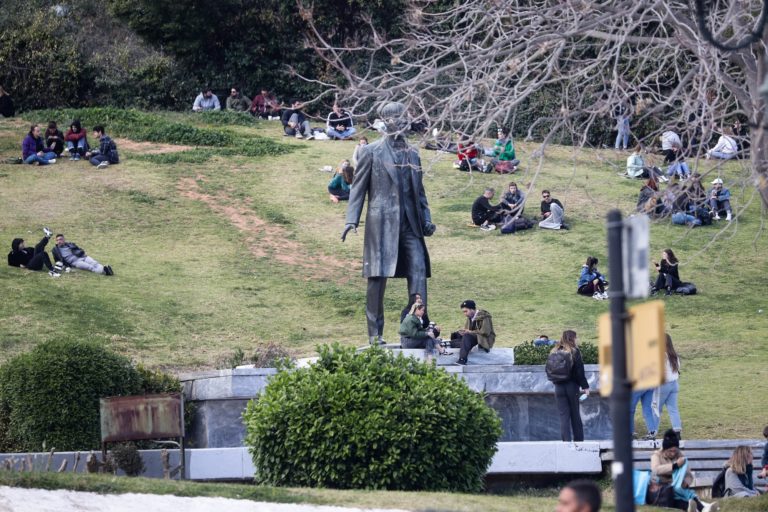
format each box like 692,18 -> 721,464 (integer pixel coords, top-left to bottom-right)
551,330 -> 590,442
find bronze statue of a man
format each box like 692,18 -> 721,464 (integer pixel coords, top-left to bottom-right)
342,102 -> 436,345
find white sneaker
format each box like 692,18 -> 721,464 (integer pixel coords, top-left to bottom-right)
295,133 -> 303,139
48,158 -> 56,164
43,227 -> 53,237
593,292 -> 603,300
601,291 -> 609,299
726,212 -> 732,221
306,133 -> 315,140
97,161 -> 109,169
480,224 -> 496,231
49,271 -> 61,277
713,213 -> 721,220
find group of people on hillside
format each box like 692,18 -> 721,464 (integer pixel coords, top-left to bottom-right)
637,173 -> 733,226
192,87 -> 358,141
21,121 -> 119,168
8,228 -> 113,277
454,128 -> 520,174
471,184 -> 566,232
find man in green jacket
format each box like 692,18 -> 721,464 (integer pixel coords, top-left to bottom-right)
456,300 -> 495,365
489,128 -> 519,174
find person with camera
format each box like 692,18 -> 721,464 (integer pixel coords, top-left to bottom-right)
399,303 -> 440,358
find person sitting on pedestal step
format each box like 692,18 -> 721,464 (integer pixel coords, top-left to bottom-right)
399,303 -> 444,362
650,430 -> 710,511
454,300 -> 494,366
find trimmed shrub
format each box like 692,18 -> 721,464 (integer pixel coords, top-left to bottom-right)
513,340 -> 599,366
0,340 -> 142,452
243,344 -> 501,492
0,342 -> 183,453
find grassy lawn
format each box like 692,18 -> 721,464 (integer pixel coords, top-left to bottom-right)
0,113 -> 766,439
0,471 -> 764,511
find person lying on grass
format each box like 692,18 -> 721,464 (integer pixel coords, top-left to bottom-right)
7,227 -> 58,277
53,233 -> 113,276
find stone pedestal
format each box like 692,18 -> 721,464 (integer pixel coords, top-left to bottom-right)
179,362 -> 612,448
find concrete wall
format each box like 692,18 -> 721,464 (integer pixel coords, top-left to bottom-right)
180,364 -> 612,448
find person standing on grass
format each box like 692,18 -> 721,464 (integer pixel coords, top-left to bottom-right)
653,334 -> 683,438
64,119 -> 88,161
85,125 -> 119,169
21,124 -> 57,165
7,228 -> 58,276
577,256 -> 608,300
52,234 -> 113,276
652,248 -> 682,296
550,330 -> 589,442
557,480 -> 602,512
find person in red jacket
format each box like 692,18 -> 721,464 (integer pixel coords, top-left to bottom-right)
64,119 -> 88,161
456,134 -> 481,171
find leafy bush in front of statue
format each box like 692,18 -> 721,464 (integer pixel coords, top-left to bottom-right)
243,344 -> 501,492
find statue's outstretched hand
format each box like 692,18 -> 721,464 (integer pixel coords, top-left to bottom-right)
341,224 -> 357,242
423,221 -> 436,236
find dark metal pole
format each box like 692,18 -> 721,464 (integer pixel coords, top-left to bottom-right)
607,209 -> 635,512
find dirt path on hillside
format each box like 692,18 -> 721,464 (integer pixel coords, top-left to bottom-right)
116,139 -> 193,154
177,176 -> 352,280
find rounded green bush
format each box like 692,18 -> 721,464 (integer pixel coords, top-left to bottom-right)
0,340 -> 143,452
513,340 -> 598,365
243,344 -> 502,492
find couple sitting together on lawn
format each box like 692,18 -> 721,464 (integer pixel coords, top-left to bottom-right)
7,228 -> 114,277
22,121 -> 119,168
471,184 -> 567,232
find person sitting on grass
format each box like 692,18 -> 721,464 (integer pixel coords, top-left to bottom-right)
577,256 -> 608,300
21,124 -> 57,165
471,188 -> 504,231
539,190 -> 568,230
706,127 -> 738,160
328,160 -> 354,203
44,121 -> 65,157
456,134 -> 481,171
556,479 -> 602,512
281,99 -> 313,139
225,87 -> 251,112
250,88 -> 281,119
501,181 -> 526,218
192,87 -> 221,112
759,425 -> 768,480
53,234 -> 113,276
707,178 -> 732,221
352,136 -> 368,167
64,119 -> 88,161
326,104 -> 356,140
637,178 -> 665,217
626,145 -> 667,181
652,248 -> 681,296
85,125 -> 119,169
486,128 -> 519,174
724,446 -> 763,498
7,228 -> 58,277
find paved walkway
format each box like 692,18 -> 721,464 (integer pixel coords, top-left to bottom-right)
0,486 -> 407,512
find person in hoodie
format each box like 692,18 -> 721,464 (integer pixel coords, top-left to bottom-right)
64,119 -> 89,160
7,228 -> 58,276
85,125 -> 119,169
21,124 -> 57,165
44,121 -> 65,156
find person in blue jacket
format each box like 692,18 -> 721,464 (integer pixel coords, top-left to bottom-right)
707,178 -> 732,221
577,256 -> 608,300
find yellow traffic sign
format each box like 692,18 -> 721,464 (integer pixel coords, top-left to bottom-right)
598,300 -> 666,396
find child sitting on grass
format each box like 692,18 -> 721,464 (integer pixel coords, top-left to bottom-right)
85,125 -> 119,169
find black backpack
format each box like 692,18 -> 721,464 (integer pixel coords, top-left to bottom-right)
675,282 -> 697,295
711,467 -> 728,498
545,350 -> 573,383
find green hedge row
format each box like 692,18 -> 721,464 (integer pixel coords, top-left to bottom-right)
513,340 -> 599,366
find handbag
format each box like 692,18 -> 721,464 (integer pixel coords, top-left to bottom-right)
645,480 -> 675,507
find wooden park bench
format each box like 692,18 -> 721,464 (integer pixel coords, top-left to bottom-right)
600,439 -> 765,498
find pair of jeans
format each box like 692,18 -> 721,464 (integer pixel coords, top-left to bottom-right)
654,380 -> 682,430
66,139 -> 86,155
90,154 -> 110,166
709,151 -> 736,160
654,273 -> 682,291
631,389 -> 658,434
285,116 -> 311,137
555,381 -> 584,441
328,186 -> 349,200
666,161 -> 690,177
458,333 -> 478,363
327,127 -> 357,140
709,198 -> 732,215
615,117 -> 630,149
70,256 -> 104,274
24,152 -> 56,165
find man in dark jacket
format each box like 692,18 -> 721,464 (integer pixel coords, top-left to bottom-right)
8,228 -> 58,276
85,125 -> 119,169
455,300 -> 495,365
342,101 -> 436,345
281,100 -> 313,139
471,188 -> 504,229
53,234 -> 113,276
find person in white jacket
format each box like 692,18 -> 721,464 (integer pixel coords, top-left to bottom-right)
706,127 -> 738,160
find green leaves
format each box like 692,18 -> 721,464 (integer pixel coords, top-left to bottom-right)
513,340 -> 598,365
243,344 -> 501,492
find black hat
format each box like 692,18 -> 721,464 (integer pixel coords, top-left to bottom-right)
460,300 -> 476,310
662,429 -> 679,450
11,238 -> 23,252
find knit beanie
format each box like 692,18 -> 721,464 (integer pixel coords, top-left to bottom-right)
11,238 -> 23,252
662,429 -> 680,450
460,300 -> 476,310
